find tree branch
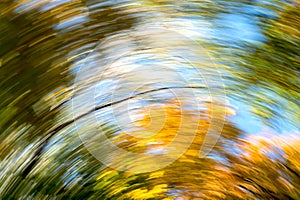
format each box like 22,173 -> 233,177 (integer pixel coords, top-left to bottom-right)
22,85 -> 205,177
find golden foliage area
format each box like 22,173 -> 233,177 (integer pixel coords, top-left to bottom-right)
96,100 -> 240,199
228,134 -> 300,199
112,99 -> 222,157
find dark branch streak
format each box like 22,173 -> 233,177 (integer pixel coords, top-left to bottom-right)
22,85 -> 205,177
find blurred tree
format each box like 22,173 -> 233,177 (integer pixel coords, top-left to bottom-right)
231,0 -> 300,127
0,0 -> 136,198
226,134 -> 300,199
0,0 -> 299,199
90,100 -> 241,199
